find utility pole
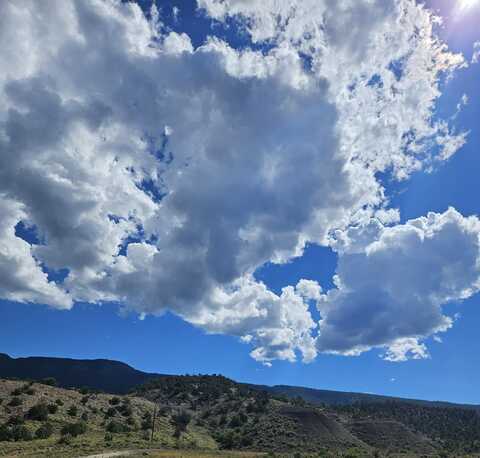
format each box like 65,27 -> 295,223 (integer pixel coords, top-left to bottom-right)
150,405 -> 156,442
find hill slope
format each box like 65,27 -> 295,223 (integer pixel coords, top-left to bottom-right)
3,375 -> 480,456
134,375 -> 367,453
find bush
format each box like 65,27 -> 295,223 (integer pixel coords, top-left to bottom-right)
172,410 -> 191,437
81,412 -> 88,421
61,421 -> 87,437
8,397 -> 22,407
109,397 -> 120,406
229,415 -> 242,428
218,430 -> 236,449
159,406 -> 170,416
126,416 -> 137,428
47,403 -> 58,414
105,407 -> 116,418
81,395 -> 89,405
104,432 -> 113,442
35,423 -> 53,439
240,435 -> 253,447
141,420 -> 151,431
58,433 -> 72,444
27,403 -> 49,421
11,388 -> 22,396
7,415 -> 25,426
55,398 -> 64,406
118,404 -> 133,417
0,425 -> 12,441
11,425 -> 33,441
67,405 -> 78,417
24,388 -> 35,396
79,387 -> 90,395
106,420 -> 129,434
41,377 -> 57,387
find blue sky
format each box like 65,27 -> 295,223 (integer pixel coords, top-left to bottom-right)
2,0 -> 480,404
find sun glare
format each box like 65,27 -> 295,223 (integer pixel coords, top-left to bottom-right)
458,0 -> 479,11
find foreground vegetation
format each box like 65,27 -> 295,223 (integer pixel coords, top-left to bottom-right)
1,376 -> 480,457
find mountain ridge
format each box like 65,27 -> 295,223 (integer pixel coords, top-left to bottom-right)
1,352 -> 478,410
0,352 -> 160,394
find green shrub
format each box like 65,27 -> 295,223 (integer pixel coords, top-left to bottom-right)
0,425 -> 12,441
11,388 -> 22,396
24,388 -> 35,396
7,415 -> 25,426
61,421 -> 87,437
105,407 -> 116,418
240,435 -> 253,447
27,403 -> 49,421
8,397 -> 22,407
159,406 -> 169,416
126,416 -> 137,428
35,423 -> 53,439
55,398 -> 64,406
11,425 -> 33,441
229,415 -> 242,428
141,411 -> 152,430
58,433 -> 72,444
67,405 -> 78,417
172,410 -> 191,438
118,404 -> 133,417
104,432 -> 113,442
41,377 -> 57,387
47,403 -> 58,414
109,397 -> 120,406
106,420 -> 129,433
81,412 -> 88,421
141,420 -> 151,431
217,430 -> 236,449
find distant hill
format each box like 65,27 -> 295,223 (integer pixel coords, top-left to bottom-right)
0,353 -> 160,394
253,384 -> 480,411
1,352 -> 479,410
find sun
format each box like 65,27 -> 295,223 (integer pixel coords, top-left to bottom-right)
458,0 -> 479,11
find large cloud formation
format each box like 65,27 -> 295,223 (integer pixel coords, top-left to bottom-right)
0,0 -> 476,364
321,208 -> 480,361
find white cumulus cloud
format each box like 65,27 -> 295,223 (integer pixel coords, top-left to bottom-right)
319,208 -> 480,360
0,0 -> 474,364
